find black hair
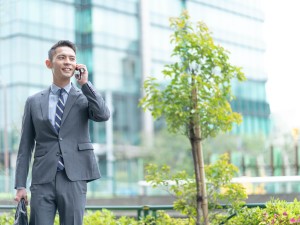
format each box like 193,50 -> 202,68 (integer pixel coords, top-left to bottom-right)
48,40 -> 76,61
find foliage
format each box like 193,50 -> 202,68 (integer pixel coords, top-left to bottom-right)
141,211 -> 193,225
0,212 -> 14,225
145,153 -> 247,224
3,199 -> 300,224
82,210 -> 137,225
224,206 -> 263,225
139,10 -> 246,139
226,199 -> 300,225
205,154 -> 247,216
0,209 -> 192,225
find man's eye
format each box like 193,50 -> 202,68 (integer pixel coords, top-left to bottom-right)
58,56 -> 64,60
70,58 -> 75,61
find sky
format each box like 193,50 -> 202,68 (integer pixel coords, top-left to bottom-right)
263,0 -> 300,131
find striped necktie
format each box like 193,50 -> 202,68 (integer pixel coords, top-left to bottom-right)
55,89 -> 65,132
55,89 -> 65,171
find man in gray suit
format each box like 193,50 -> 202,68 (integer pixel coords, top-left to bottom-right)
14,40 -> 110,225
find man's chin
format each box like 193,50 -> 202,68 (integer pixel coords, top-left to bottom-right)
62,73 -> 73,78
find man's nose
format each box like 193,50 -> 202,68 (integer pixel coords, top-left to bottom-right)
64,59 -> 71,64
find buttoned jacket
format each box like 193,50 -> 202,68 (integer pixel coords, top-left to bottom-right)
15,82 -> 110,188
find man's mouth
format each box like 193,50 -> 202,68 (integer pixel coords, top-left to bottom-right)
62,68 -> 72,72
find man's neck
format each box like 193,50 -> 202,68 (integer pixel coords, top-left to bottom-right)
53,78 -> 71,88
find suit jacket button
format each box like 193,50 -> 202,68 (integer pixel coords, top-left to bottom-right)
59,138 -> 63,141
56,152 -> 60,156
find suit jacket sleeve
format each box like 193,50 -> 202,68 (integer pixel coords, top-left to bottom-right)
81,81 -> 110,122
14,97 -> 36,189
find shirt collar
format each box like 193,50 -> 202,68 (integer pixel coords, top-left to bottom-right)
51,82 -> 72,95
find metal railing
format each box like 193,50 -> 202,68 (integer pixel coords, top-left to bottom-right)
86,205 -> 174,219
0,204 -> 174,220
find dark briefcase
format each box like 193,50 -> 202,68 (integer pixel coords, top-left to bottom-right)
14,198 -> 28,225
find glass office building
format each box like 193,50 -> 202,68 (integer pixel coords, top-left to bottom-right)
0,0 -> 270,188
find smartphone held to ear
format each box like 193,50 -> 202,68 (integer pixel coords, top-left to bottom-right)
74,68 -> 85,80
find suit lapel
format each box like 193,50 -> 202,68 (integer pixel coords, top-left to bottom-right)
61,86 -> 80,126
40,87 -> 58,134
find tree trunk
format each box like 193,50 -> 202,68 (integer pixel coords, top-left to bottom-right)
190,132 -> 202,224
195,129 -> 209,225
190,74 -> 209,225
190,126 -> 209,225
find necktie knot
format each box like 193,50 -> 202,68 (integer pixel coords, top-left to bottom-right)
58,88 -> 65,96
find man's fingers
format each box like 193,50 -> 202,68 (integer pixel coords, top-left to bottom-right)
14,196 -> 28,205
24,196 -> 29,205
14,189 -> 28,204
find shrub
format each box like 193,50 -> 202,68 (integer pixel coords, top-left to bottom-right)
226,199 -> 300,225
3,199 -> 300,224
0,212 -> 14,225
145,153 -> 247,224
0,209 -> 191,225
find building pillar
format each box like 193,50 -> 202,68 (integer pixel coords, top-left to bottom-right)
105,91 -> 115,194
140,0 -> 154,147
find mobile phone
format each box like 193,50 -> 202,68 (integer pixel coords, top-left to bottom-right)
74,68 -> 85,80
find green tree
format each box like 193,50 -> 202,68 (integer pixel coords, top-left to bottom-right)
139,11 -> 245,225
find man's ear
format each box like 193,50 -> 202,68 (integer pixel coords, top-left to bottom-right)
45,59 -> 52,69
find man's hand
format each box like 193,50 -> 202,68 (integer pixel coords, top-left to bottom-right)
14,188 -> 28,205
75,64 -> 88,86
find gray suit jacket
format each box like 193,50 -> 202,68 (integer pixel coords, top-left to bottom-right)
14,82 -> 110,188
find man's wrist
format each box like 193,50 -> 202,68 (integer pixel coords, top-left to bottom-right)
78,79 -> 88,86
79,81 -> 88,86
16,187 -> 26,190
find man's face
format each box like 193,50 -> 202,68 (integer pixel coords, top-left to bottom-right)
47,46 -> 76,80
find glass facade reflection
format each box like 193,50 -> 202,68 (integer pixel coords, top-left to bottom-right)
185,0 -> 270,135
0,0 -> 270,154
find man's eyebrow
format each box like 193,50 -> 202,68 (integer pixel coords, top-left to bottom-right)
56,53 -> 76,57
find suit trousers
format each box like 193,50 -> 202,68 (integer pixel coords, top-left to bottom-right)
29,170 -> 87,225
